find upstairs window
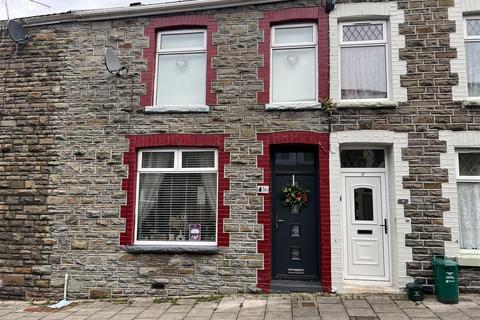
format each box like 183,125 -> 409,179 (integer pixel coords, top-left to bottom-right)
136,149 -> 217,245
340,22 -> 388,100
271,23 -> 318,103
465,18 -> 480,97
155,30 -> 207,107
456,150 -> 480,250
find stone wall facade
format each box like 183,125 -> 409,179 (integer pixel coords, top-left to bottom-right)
0,0 -> 479,299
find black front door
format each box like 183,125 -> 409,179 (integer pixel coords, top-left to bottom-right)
272,147 -> 319,281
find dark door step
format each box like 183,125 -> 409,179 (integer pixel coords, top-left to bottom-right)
270,280 -> 322,293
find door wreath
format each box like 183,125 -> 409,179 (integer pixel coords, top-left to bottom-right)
281,183 -> 310,213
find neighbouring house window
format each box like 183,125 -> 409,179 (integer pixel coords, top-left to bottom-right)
136,149 -> 217,245
340,21 -> 388,100
155,30 -> 207,107
271,23 -> 317,103
465,18 -> 480,97
457,151 -> 480,250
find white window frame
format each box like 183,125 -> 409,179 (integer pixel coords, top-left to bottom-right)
464,17 -> 480,98
455,149 -> 480,253
152,29 -> 208,109
456,149 -> 480,182
338,21 -> 390,102
134,148 -> 218,246
270,23 -> 318,105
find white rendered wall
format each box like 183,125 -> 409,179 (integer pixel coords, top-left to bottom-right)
329,2 -> 407,103
330,131 -> 412,293
450,0 -> 480,102
439,131 -> 480,258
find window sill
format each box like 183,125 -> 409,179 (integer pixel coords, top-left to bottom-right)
336,100 -> 399,109
458,250 -> 480,267
462,98 -> 480,108
145,105 -> 210,113
266,102 -> 323,111
122,245 -> 219,254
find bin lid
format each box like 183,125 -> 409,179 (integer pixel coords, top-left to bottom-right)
432,256 -> 458,267
406,282 -> 423,289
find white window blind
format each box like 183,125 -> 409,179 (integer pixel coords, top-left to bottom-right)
465,19 -> 480,97
340,22 -> 388,100
271,24 -> 317,103
155,30 -> 207,107
136,150 -> 217,245
457,151 -> 480,250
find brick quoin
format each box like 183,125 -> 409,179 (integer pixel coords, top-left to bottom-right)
257,7 -> 329,104
120,134 -> 230,246
140,15 -> 218,107
256,131 -> 331,292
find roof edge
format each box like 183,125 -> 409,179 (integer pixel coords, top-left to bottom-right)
23,0 -> 291,26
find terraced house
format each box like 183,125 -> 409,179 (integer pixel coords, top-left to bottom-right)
1,0 -> 480,300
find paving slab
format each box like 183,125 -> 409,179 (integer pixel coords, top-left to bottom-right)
265,312 -> 293,320
316,296 -> 341,304
346,307 -> 377,317
372,304 -> 403,313
292,306 -> 319,317
367,296 -> 396,305
404,308 -> 438,318
318,311 -> 349,320
377,312 -> 410,320
317,303 -> 345,312
343,299 -> 372,308
1,293 -> 480,320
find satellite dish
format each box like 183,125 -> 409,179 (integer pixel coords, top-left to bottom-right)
7,20 -> 30,46
105,48 -> 127,75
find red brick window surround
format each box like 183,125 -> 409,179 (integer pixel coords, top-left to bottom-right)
256,131 -> 331,292
140,16 -> 218,108
120,134 -> 230,247
258,7 -> 329,105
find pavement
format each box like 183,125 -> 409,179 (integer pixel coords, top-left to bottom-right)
1,293 -> 480,320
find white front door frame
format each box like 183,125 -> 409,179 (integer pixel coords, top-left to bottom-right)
329,131 -> 412,293
342,171 -> 391,282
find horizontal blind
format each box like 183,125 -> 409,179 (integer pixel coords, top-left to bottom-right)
182,151 -> 215,168
142,151 -> 175,169
137,172 -> 217,242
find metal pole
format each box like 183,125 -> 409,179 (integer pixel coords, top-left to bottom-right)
4,0 -> 10,20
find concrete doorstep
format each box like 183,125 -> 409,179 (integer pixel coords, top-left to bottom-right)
0,293 -> 480,320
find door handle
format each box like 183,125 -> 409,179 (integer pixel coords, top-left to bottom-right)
380,218 -> 388,234
275,215 -> 284,228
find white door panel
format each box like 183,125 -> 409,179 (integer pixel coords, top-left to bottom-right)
343,173 -> 390,281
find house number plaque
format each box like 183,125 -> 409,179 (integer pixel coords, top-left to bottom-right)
257,186 -> 269,194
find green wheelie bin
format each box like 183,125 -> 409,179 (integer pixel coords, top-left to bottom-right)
431,256 -> 459,304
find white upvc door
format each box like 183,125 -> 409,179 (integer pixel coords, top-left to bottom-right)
342,173 -> 390,281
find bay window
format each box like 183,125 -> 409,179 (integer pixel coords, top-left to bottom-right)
340,21 -> 388,100
136,149 -> 217,245
155,30 -> 207,107
457,150 -> 480,250
271,23 -> 318,104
